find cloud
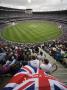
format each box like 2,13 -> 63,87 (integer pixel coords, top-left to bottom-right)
0,3 -> 26,9
0,0 -> 67,11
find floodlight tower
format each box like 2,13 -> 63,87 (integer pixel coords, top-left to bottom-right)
25,0 -> 32,16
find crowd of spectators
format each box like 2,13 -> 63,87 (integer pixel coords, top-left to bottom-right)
0,39 -> 67,77
0,42 -> 52,75
41,40 -> 67,67
0,40 -> 60,78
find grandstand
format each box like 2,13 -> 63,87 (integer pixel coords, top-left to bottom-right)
0,6 -> 67,41
0,1 -> 67,89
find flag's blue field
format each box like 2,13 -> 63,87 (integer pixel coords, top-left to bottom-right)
2,21 -> 62,43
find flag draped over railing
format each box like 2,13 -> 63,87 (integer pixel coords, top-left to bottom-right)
3,65 -> 67,90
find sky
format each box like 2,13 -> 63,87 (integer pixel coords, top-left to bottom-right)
0,0 -> 67,11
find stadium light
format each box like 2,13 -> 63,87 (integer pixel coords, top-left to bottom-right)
28,0 -> 31,4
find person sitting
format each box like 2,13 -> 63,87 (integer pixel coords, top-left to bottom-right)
40,59 -> 52,74
0,56 -> 17,75
37,51 -> 46,61
29,55 -> 39,69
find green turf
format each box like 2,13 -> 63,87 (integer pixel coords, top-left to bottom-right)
2,21 -> 62,43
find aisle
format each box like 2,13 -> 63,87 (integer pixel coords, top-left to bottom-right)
39,48 -> 67,84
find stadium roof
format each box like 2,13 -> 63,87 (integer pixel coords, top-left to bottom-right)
0,0 -> 67,12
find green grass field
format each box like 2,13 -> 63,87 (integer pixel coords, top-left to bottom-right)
2,21 -> 62,43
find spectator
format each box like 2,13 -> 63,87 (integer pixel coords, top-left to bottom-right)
40,59 -> 52,74
29,55 -> 39,69
37,51 -> 46,61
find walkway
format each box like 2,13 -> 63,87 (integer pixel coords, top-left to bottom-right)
39,48 -> 67,85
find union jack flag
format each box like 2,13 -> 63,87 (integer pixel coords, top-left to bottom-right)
3,66 -> 67,90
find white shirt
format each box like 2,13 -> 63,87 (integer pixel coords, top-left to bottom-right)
29,59 -> 39,68
40,63 -> 52,73
37,54 -> 45,60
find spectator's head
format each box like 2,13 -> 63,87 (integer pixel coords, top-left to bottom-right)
31,55 -> 36,60
44,59 -> 49,64
40,51 -> 43,56
52,47 -> 56,51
